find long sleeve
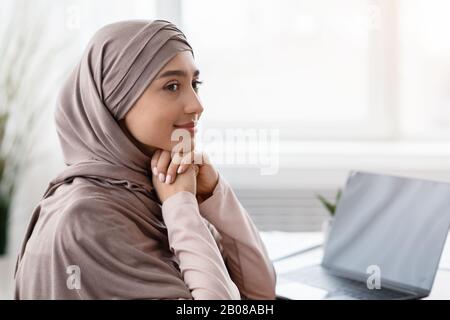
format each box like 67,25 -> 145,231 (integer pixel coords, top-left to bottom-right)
162,191 -> 241,300
198,173 -> 277,300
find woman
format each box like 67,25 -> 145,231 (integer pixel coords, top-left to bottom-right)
14,19 -> 276,299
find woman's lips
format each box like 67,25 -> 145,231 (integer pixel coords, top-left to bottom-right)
173,122 -> 197,134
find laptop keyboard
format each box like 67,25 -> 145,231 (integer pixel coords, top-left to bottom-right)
282,265 -> 416,300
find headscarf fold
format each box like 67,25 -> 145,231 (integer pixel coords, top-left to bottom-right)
15,20 -> 196,299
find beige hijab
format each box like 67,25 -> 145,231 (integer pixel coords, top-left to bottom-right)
15,20 -> 195,299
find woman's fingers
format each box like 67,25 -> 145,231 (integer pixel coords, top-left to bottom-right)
156,150 -> 171,182
150,149 -> 162,176
177,151 -> 195,174
178,151 -> 208,174
151,149 -> 183,184
165,152 -> 183,184
150,149 -> 210,184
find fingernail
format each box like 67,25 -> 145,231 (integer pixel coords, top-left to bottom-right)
152,167 -> 158,176
177,166 -> 182,174
165,175 -> 172,184
159,173 -> 165,183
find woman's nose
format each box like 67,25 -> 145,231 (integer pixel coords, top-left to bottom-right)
185,90 -> 204,115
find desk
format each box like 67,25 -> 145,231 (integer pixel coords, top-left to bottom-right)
260,231 -> 450,300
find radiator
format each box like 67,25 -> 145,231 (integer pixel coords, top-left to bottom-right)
234,188 -> 338,232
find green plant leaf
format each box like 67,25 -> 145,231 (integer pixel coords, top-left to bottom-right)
316,189 -> 343,216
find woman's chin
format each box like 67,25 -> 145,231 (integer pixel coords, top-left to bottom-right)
170,143 -> 195,154
169,137 -> 196,153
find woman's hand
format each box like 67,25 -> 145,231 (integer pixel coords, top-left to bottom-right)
150,150 -> 198,203
150,150 -> 218,203
178,151 -> 219,203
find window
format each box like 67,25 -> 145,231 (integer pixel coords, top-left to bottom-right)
398,0 -> 450,139
179,0 -> 450,142
181,0 -> 392,140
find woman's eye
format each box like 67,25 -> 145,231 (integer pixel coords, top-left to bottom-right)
165,83 -> 179,92
192,80 -> 203,91
165,80 -> 203,93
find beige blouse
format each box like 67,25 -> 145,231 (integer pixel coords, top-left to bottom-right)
15,173 -> 276,299
163,173 -> 277,299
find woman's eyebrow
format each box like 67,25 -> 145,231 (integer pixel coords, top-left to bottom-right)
157,69 -> 200,79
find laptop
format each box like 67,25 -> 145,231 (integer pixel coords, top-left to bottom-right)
276,171 -> 450,300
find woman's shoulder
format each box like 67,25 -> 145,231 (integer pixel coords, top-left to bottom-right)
51,176 -> 132,200
49,176 -> 157,210
49,177 -> 162,245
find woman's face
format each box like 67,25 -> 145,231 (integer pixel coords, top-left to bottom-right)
119,50 -> 204,157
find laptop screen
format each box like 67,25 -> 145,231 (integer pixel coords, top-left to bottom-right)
322,171 -> 450,292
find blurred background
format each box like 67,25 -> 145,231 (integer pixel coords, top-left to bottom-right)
2,0 -> 450,298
